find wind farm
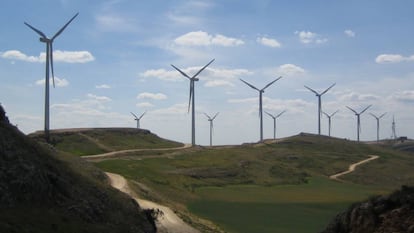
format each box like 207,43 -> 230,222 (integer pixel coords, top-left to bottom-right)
2,2 -> 414,233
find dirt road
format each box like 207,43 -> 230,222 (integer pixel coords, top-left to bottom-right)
330,155 -> 379,180
106,172 -> 200,233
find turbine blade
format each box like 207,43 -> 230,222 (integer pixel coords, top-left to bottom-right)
24,22 -> 47,38
192,59 -> 215,79
139,111 -> 146,119
240,79 -> 260,91
264,111 -> 274,118
49,43 -> 55,88
171,64 -> 192,80
262,76 -> 282,91
331,110 -> 339,117
379,112 -> 387,119
130,112 -> 138,119
369,113 -> 377,119
52,12 -> 79,40
212,112 -> 219,120
277,110 -> 286,118
321,83 -> 336,95
188,81 -> 193,113
360,105 -> 372,114
304,85 -> 319,95
346,106 -> 358,114
203,112 -> 211,119
322,111 -> 329,117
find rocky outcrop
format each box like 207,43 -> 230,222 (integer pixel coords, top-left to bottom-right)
322,186 -> 414,233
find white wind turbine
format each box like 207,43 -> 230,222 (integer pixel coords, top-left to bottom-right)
265,110 -> 286,139
240,77 -> 282,142
346,105 -> 372,142
25,13 -> 79,142
304,83 -> 336,135
369,112 -> 386,142
131,111 -> 146,129
171,59 -> 215,146
204,112 -> 219,146
322,110 -> 339,137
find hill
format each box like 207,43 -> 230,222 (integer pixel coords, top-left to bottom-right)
29,127 -> 183,156
91,133 -> 414,233
0,107 -> 156,233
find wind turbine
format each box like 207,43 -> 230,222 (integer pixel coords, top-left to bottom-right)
322,110 -> 339,137
25,13 -> 79,142
171,59 -> 215,146
240,77 -> 282,142
369,112 -> 386,142
265,110 -> 286,139
204,112 -> 219,146
131,111 -> 146,129
346,105 -> 372,142
304,83 -> 336,135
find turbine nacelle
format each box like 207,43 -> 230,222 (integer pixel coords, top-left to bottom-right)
39,37 -> 50,43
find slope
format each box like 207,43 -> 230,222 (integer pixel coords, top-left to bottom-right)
0,107 -> 156,233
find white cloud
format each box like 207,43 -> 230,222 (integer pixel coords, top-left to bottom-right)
35,77 -> 69,87
276,64 -> 306,76
344,29 -> 355,37
337,91 -> 380,102
256,37 -> 281,48
152,103 -> 188,115
391,90 -> 414,102
375,54 -> 414,64
86,93 -> 112,102
174,31 -> 244,47
95,14 -> 137,32
295,31 -> 328,44
95,84 -> 111,89
137,92 -> 168,100
204,80 -> 234,87
1,50 -> 94,63
140,68 -> 183,82
136,102 -> 154,108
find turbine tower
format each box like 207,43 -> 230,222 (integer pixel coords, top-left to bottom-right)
346,105 -> 372,142
131,111 -> 146,129
304,83 -> 336,135
204,112 -> 219,146
322,110 -> 339,137
265,110 -> 286,139
25,13 -> 79,142
240,77 -> 282,142
171,59 -> 215,146
391,115 -> 397,139
369,112 -> 386,142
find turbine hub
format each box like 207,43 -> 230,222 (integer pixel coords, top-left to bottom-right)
39,37 -> 50,43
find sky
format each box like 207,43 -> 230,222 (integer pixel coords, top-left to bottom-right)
1,0 -> 413,145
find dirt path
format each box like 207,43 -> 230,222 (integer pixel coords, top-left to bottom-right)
106,172 -> 200,233
83,143 -> 192,160
330,155 -> 379,180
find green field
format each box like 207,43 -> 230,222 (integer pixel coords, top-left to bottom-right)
92,134 -> 414,232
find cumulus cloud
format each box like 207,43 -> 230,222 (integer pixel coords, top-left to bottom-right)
95,84 -> 111,89
276,64 -> 306,76
256,37 -> 281,48
95,14 -> 137,32
337,91 -> 380,102
140,68 -> 183,82
137,92 -> 168,100
344,29 -> 356,37
204,80 -> 234,87
86,93 -> 112,102
392,90 -> 414,102
136,102 -> 154,108
375,54 -> 414,64
174,31 -> 244,47
1,50 -> 95,63
295,31 -> 328,44
35,77 -> 69,87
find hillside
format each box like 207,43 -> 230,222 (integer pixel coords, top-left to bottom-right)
322,185 -> 414,233
30,127 -> 183,156
0,107 -> 156,233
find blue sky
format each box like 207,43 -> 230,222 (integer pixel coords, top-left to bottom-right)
1,0 -> 413,145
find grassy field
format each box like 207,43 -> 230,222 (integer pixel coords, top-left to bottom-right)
93,134 -> 414,232
30,128 -> 183,156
